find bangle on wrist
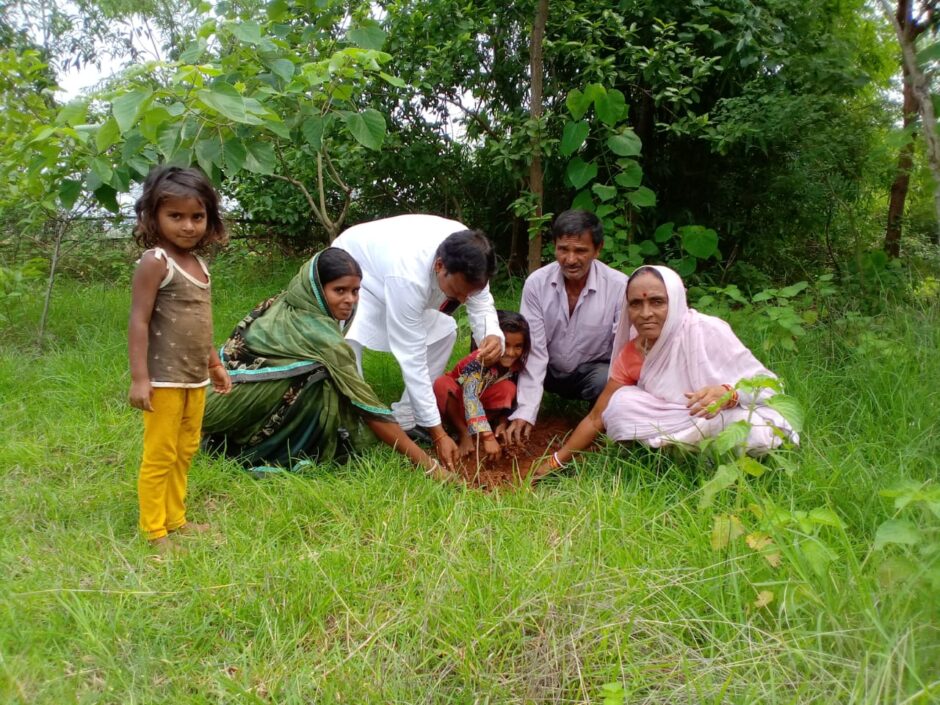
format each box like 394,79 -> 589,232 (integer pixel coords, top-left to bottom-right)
721,384 -> 739,409
209,362 -> 224,369
549,451 -> 565,470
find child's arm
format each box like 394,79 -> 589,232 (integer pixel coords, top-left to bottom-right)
127,253 -> 165,411
459,359 -> 501,461
208,347 -> 232,395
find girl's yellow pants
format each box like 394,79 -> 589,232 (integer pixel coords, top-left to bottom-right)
138,387 -> 206,540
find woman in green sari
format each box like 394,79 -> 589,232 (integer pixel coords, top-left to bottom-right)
203,248 -> 450,478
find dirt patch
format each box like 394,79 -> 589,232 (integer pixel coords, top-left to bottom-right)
452,417 -> 578,489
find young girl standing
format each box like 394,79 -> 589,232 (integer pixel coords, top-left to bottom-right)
128,166 -> 231,549
432,311 -> 531,462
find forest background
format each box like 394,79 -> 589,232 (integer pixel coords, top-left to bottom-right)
1,0 -> 939,703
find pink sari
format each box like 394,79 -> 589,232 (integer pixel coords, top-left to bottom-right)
602,266 -> 798,454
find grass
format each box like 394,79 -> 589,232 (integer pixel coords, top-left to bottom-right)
0,251 -> 938,703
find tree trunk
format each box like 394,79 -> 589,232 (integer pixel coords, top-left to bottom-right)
37,217 -> 66,347
526,0 -> 549,274
883,0 -> 926,257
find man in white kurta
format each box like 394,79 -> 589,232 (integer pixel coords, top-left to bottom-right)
333,214 -> 504,468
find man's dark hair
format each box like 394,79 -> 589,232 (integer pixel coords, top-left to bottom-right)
435,229 -> 496,286
551,209 -> 603,246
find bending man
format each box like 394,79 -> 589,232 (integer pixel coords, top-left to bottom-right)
334,214 -> 504,470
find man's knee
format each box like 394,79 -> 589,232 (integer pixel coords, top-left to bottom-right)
578,361 -> 610,402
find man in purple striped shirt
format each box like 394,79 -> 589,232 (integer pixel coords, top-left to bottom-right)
500,210 -> 627,445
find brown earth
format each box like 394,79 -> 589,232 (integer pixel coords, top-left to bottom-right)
451,417 -> 579,489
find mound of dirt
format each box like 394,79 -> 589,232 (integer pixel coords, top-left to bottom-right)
451,417 -> 577,489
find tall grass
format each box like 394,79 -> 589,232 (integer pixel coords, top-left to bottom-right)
0,253 -> 937,704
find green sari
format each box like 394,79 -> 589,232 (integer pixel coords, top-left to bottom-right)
203,251 -> 393,468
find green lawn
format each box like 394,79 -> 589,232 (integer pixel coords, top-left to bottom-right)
1,254 -> 937,704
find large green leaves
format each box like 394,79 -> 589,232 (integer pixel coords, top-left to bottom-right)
112,89 -> 153,134
680,225 -> 719,259
344,109 -> 386,151
567,157 -> 598,189
198,83 -> 250,124
560,121 -> 589,156
608,129 -> 642,157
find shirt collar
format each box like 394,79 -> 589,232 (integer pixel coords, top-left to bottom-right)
551,260 -> 599,293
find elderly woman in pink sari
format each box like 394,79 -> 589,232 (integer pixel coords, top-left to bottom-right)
530,265 -> 798,479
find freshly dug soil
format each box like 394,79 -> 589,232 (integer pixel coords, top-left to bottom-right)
451,417 -> 577,489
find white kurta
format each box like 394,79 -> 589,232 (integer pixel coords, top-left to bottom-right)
333,214 -> 503,428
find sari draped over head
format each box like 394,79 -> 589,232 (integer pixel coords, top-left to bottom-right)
203,250 -> 392,468
602,265 -> 798,453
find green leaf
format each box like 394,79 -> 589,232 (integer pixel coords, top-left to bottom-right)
592,184 -> 617,201
669,256 -> 697,278
778,281 -> 809,298
379,72 -> 406,88
344,109 -> 386,151
711,513 -> 745,550
57,100 -> 88,127
607,129 -> 642,157
809,507 -> 845,529
916,40 -> 940,66
347,24 -> 387,50
566,157 -> 598,189
566,88 -> 591,120
637,239 -> 659,257
267,58 -> 295,83
571,190 -> 594,211
301,116 -> 324,150
90,157 -> 113,186
58,179 -> 82,210
95,117 -> 121,153
230,21 -> 262,44
195,135 -> 223,175
653,222 -> 675,243
244,141 -> 276,174
626,186 -> 656,208
126,156 -> 152,178
874,519 -> 922,550
681,225 -> 718,259
699,463 -> 740,510
198,83 -> 249,123
615,160 -> 643,189
560,120 -> 590,157
266,0 -> 289,20
155,123 -> 180,158
94,184 -> 120,213
767,394 -> 804,433
736,455 -> 766,477
222,138 -> 247,174
112,89 -> 153,134
801,538 -> 836,577
595,88 -> 627,126
713,420 -> 750,455
179,38 -> 207,63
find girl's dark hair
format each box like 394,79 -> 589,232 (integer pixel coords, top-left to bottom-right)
133,166 -> 226,250
435,229 -> 496,286
317,247 -> 362,285
497,309 -> 531,369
